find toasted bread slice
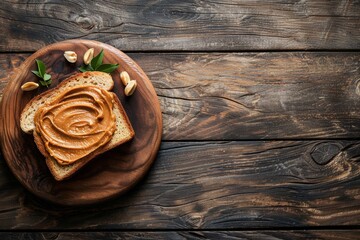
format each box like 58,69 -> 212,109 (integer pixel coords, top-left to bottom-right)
35,94 -> 134,181
20,71 -> 115,134
20,71 -> 135,181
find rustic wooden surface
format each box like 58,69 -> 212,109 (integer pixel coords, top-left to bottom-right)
0,0 -> 359,238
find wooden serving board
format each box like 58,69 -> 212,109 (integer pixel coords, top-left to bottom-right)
0,40 -> 162,205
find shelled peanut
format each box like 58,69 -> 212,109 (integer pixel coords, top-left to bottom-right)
21,82 -> 39,91
83,48 -> 94,65
120,71 -> 137,96
64,51 -> 77,63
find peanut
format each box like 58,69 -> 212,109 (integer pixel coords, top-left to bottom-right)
64,51 -> 77,63
124,80 -> 137,96
21,82 -> 39,91
120,71 -> 130,86
83,48 -> 94,65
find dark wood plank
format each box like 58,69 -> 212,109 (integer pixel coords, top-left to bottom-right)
1,52 -> 360,140
1,231 -> 360,240
0,140 -> 359,229
1,0 -> 359,51
137,52 -> 360,140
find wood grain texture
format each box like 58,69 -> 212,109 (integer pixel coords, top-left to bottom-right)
138,52 -> 360,140
1,231 -> 360,240
0,54 -> 26,100
1,0 -> 359,51
1,52 -> 360,140
0,140 -> 359,229
1,0 -> 359,234
0,40 -> 162,205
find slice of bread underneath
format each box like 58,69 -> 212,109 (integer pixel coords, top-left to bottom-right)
20,71 -> 135,181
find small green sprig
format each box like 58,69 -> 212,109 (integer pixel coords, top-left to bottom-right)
32,59 -> 52,87
79,49 -> 119,73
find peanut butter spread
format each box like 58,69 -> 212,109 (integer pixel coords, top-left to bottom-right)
34,85 -> 116,165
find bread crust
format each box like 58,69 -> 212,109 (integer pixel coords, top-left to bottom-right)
20,71 -> 114,134
43,93 -> 135,181
20,71 -> 134,181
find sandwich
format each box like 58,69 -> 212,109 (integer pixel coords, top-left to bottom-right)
20,71 -> 135,181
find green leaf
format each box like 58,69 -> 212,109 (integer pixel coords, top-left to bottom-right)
35,59 -> 46,77
88,64 -> 94,71
31,70 -> 42,78
39,80 -> 46,87
39,79 -> 51,87
33,59 -> 52,88
95,64 -> 119,73
79,49 -> 119,74
91,49 -> 104,70
79,64 -> 94,72
43,73 -> 51,81
79,66 -> 88,72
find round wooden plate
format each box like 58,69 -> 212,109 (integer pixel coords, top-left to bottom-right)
0,40 -> 162,205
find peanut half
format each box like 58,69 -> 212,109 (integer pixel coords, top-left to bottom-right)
21,82 -> 39,91
83,48 -> 94,65
124,80 -> 137,96
64,51 -> 77,63
120,71 -> 130,86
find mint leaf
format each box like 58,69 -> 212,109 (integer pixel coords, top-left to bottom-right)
43,73 -> 51,81
95,64 -> 119,73
31,70 -> 42,78
35,59 -> 46,77
91,49 -> 104,70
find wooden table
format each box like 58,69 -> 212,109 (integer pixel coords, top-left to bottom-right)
0,1 -> 359,239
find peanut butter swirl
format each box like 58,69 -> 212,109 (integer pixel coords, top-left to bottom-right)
34,85 -> 116,165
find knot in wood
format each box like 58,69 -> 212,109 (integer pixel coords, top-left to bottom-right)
164,6 -> 197,21
76,16 -> 96,31
186,214 -> 203,228
310,142 -> 341,165
74,11 -> 104,32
